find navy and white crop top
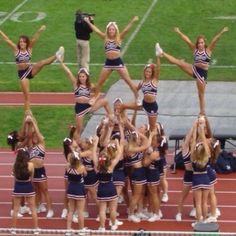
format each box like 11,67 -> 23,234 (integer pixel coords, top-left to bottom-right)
193,49 -> 211,65
67,168 -> 83,182
105,40 -> 121,52
74,86 -> 90,98
192,161 -> 208,172
82,157 -> 94,169
29,146 -> 45,160
126,152 -> 143,167
140,81 -> 157,96
97,172 -> 113,182
15,50 -> 31,64
183,150 -> 191,165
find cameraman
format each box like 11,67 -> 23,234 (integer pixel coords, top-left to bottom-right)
74,9 -> 94,71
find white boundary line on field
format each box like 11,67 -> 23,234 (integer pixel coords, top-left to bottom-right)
121,0 -> 158,57
0,0 -> 29,25
0,61 -> 236,69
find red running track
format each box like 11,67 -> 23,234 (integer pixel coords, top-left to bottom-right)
1,150 -> 236,234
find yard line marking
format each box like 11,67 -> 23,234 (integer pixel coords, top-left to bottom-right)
1,61 -> 236,69
121,0 -> 158,57
0,0 -> 29,25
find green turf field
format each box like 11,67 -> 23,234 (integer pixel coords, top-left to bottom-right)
0,0 -> 235,147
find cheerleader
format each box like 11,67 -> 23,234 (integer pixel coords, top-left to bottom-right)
84,16 -> 139,102
94,138 -> 124,232
190,116 -> 212,227
19,110 -> 53,218
125,129 -> 155,223
155,26 -> 228,115
0,26 -> 64,110
11,148 -> 39,234
65,151 -> 87,235
58,59 -> 113,143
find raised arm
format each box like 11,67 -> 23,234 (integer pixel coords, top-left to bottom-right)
84,17 -> 105,39
0,30 -> 17,52
207,27 -> 229,53
120,16 -> 139,40
174,27 -> 195,51
59,61 -> 77,87
29,25 -> 46,48
153,56 -> 160,82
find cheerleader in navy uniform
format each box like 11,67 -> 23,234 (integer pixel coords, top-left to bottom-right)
84,16 -> 139,102
0,26 -> 64,111
175,124 -> 195,221
12,148 -> 39,234
94,138 -> 124,232
58,59 -> 113,143
66,151 -> 87,235
118,56 -> 161,131
155,27 -> 228,115
142,136 -> 161,222
19,110 -> 54,218
190,116 -> 212,227
125,129 -> 155,223
205,137 -> 221,223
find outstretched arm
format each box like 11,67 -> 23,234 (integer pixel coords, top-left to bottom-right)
84,17 -> 105,39
59,61 -> 77,87
29,25 -> 46,48
153,56 -> 160,82
174,27 -> 195,51
207,27 -> 229,53
0,30 -> 17,52
120,16 -> 139,40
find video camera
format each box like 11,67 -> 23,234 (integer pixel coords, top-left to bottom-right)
75,10 -> 95,23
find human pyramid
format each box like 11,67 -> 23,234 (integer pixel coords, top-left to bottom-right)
0,16 -> 229,235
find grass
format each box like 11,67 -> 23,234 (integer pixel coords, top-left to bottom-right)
0,0 -> 236,147
0,106 -> 90,148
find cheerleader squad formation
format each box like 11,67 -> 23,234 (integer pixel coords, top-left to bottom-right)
0,13 -> 229,235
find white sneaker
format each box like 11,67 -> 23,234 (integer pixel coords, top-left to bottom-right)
98,227 -> 105,232
46,209 -> 54,218
111,224 -> 118,231
128,214 -> 141,223
72,213 -> 78,223
65,229 -> 72,236
61,208 -> 68,219
95,215 -> 100,222
148,213 -> 160,222
78,227 -> 89,236
33,228 -> 40,235
176,212 -> 182,222
216,208 -> 221,217
10,210 -> 23,218
20,205 -> 31,215
83,211 -> 89,218
204,215 -> 217,223
55,46 -> 65,62
109,219 -> 123,226
136,212 -> 149,220
189,208 -> 196,218
158,210 -> 163,219
37,203 -> 47,213
161,193 -> 169,203
10,228 -> 16,234
118,195 -> 124,203
136,98 -> 142,106
191,222 -> 197,228
155,43 -> 163,57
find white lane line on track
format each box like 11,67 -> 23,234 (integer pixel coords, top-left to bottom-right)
0,0 -> 29,25
121,0 -> 158,57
